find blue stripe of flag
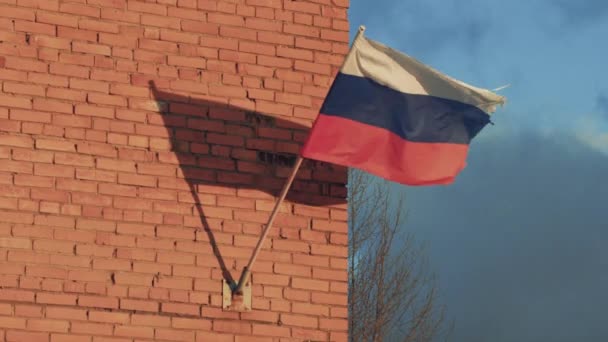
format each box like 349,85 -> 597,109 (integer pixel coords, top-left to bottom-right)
320,73 -> 491,145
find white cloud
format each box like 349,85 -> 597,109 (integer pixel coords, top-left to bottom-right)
574,116 -> 608,155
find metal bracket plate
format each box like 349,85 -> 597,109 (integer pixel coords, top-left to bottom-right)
222,279 -> 251,312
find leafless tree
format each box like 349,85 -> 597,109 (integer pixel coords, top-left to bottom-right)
348,169 -> 450,342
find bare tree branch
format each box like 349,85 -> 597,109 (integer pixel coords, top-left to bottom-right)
348,169 -> 450,342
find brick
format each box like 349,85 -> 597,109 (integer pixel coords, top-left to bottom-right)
70,79 -> 108,94
292,277 -> 329,292
295,37 -> 332,52
49,114 -> 91,128
88,311 -> 129,324
110,84 -> 149,98
114,272 -> 153,286
0,94 -> 32,109
95,158 -> 135,173
0,5 -> 35,20
241,310 -> 279,324
10,109 -> 52,123
95,233 -> 134,249
96,184 -> 134,198
161,302 -> 200,316
171,317 -> 212,330
0,317 -> 27,330
37,10 -> 78,28
88,93 -> 127,107
0,210 -> 34,224
300,229 -> 327,244
139,187 -> 177,201
311,243 -> 347,257
50,334 -> 92,342
0,63 -> 21,80
35,139 -> 76,152
54,154 -> 95,169
155,328 -> 196,342
6,331 -> 49,342
78,295 -> 118,309
0,135 -> 33,148
243,17 -> 280,32
281,313 -> 318,328
258,31 -> 294,46
196,332 -> 233,342
0,289 -> 33,305
0,263 -> 24,275
112,326 -> 152,339
91,258 -> 130,271
45,307 -> 87,320
0,236 -> 31,249
141,14 -> 180,29
207,12 -> 244,26
128,0 -> 166,15
79,19 -> 119,33
3,81 -> 45,96
99,7 -> 138,23
157,251 -> 195,265
36,293 -> 77,306
15,20 -> 56,35
34,164 -> 74,178
27,319 -> 70,332
167,55 -> 206,69
159,29 -> 198,44
292,303 -> 329,318
116,222 -> 154,237
33,238 -> 74,253
127,314 -> 169,328
99,32 -> 138,48
76,143 -> 116,158
284,23 -> 320,38
26,265 -> 68,279
117,173 -> 155,187
312,292 -> 347,306
277,46 -> 314,61
91,69 -> 129,83
284,288 -> 310,302
50,63 -> 90,78
27,72 -> 68,87
167,6 -> 201,19
213,321 -> 251,334
76,245 -> 114,257
311,219 -> 344,232
0,117 -> 20,132
292,328 -> 329,340
59,2 -> 100,17
155,276 -> 193,290
57,26 -> 97,42
251,324 -> 290,337
71,322 -> 114,336
181,20 -> 218,35
120,299 -> 159,312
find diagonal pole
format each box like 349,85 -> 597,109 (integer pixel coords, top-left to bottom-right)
234,156 -> 304,295
233,25 -> 367,296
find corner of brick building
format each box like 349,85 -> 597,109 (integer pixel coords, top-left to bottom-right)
0,0 -> 350,341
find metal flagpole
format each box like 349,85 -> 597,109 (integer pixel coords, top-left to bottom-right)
234,156 -> 304,295
233,25 -> 367,296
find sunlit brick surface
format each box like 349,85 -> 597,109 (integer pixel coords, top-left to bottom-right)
0,0 -> 350,340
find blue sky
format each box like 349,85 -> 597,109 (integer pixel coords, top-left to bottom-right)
348,0 -> 608,340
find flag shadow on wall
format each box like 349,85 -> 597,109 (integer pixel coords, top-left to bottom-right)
149,81 -> 347,286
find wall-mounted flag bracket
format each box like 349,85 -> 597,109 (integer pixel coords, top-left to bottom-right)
223,279 -> 251,311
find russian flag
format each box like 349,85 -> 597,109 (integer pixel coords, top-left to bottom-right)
300,28 -> 506,186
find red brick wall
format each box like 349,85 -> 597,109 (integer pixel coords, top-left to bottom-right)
0,0 -> 350,341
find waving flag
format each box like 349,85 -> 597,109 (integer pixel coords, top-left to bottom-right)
300,28 -> 506,186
